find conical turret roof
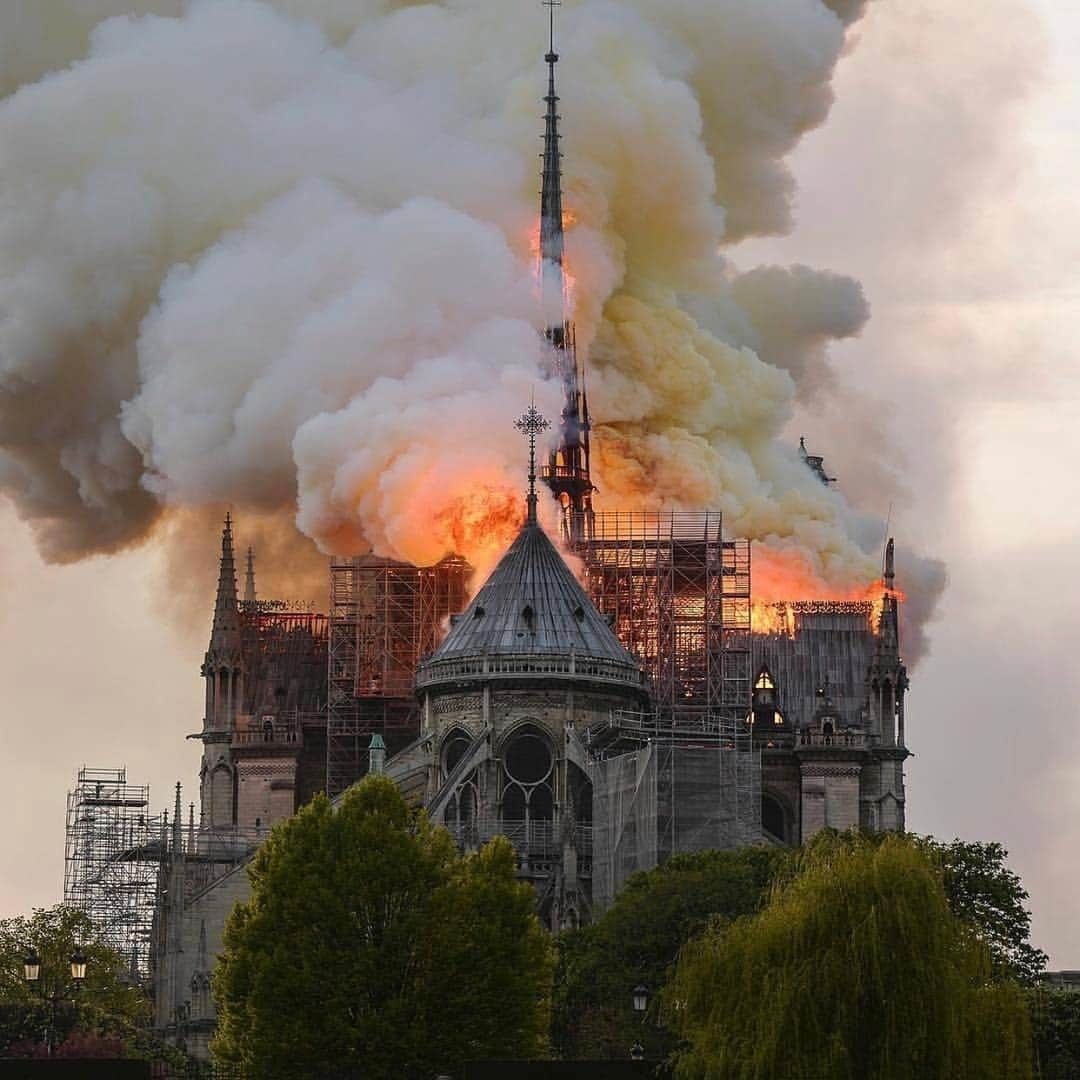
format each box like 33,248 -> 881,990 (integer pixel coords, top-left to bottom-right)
208,513 -> 241,657
415,522 -> 642,693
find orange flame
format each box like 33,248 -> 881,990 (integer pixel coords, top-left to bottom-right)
750,547 -> 905,636
529,212 -> 579,316
433,485 -> 524,588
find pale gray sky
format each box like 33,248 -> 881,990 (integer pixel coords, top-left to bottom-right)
1,0 -> 1077,965
738,0 -> 1080,962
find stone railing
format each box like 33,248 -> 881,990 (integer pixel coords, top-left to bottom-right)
232,724 -> 299,746
416,651 -> 642,690
441,817 -> 593,860
797,730 -> 866,749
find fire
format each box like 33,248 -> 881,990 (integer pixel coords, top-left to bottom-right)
749,546 -> 905,635
529,210 -> 579,315
433,485 -> 524,588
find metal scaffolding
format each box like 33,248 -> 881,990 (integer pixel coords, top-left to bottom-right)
327,554 -> 469,798
568,512 -> 760,903
64,767 -> 161,978
570,511 -> 752,723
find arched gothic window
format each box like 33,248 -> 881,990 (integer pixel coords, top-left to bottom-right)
500,726 -> 555,851
442,728 -> 472,777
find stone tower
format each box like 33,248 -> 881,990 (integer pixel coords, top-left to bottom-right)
756,538 -> 911,841
861,538 -> 910,831
196,515 -> 329,836
199,515 -> 243,830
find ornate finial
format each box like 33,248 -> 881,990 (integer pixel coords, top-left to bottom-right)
515,402 -> 550,525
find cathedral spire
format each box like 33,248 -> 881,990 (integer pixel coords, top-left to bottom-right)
878,538 -> 899,655
540,0 -> 565,325
866,536 -> 908,754
210,512 -> 240,650
244,546 -> 257,606
536,2 -> 594,543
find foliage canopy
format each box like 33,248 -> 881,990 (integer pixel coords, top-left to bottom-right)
212,774 -> 553,1079
663,834 -> 1032,1080
1029,985 -> 1080,1080
0,905 -> 149,1057
553,846 -> 788,1059
914,836 -> 1048,984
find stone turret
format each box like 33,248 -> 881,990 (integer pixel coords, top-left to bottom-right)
200,515 -> 243,830
862,538 -> 910,831
407,405 -> 646,929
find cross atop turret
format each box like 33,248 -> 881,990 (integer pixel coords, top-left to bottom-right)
515,402 -> 550,527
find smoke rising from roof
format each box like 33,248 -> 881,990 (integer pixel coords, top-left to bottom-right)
0,0 -> 944,658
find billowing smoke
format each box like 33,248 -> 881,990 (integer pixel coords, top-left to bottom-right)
0,0 -> 945,658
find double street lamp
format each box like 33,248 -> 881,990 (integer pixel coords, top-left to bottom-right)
630,983 -> 649,1061
22,946 -> 89,1056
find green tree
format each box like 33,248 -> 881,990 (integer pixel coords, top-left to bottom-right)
1029,985 -> 1080,1080
212,774 -> 553,1078
553,846 -> 788,1059
0,905 -> 148,1056
663,834 -> 1032,1080
914,837 -> 1048,984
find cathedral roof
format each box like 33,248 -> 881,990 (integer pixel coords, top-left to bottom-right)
415,521 -> 643,694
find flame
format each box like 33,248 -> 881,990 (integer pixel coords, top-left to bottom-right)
433,485 -> 524,588
529,210 -> 579,317
749,546 -> 905,635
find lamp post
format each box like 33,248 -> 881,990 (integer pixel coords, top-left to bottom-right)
630,983 -> 649,1061
22,945 -> 88,1056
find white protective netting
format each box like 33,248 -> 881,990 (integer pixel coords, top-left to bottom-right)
590,731 -> 761,910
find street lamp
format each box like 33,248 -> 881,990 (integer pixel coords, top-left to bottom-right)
21,945 -> 88,1056
630,984 -> 649,1061
69,948 -> 87,984
23,949 -> 41,983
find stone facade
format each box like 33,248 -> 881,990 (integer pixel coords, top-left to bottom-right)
151,519 -> 912,1061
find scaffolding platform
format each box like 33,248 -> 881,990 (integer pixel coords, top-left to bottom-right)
64,767 -> 160,978
326,554 -> 469,798
569,511 -> 752,723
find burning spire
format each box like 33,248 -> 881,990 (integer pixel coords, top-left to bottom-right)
537,0 -> 594,543
539,0 -> 565,317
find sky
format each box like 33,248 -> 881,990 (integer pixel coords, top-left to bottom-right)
736,0 -> 1080,963
1,0 -> 1078,965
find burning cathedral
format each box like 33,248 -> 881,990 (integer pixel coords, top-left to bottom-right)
147,20 -> 909,1058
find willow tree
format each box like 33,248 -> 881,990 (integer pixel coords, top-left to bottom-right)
212,775 -> 553,1079
663,834 -> 1032,1080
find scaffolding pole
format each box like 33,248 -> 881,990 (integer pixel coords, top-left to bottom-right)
327,554 -> 469,799
570,511 -> 752,724
63,767 -> 161,979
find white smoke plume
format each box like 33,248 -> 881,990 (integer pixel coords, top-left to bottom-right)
0,0 -> 945,658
